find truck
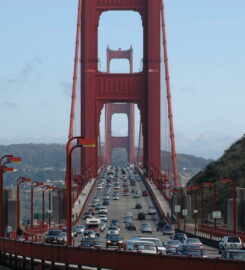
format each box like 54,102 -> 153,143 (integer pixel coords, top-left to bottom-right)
85,217 -> 101,236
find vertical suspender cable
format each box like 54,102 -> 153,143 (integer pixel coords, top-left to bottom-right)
69,0 -> 83,140
160,0 -> 179,188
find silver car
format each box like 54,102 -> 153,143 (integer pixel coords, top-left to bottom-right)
141,223 -> 152,233
165,240 -> 182,254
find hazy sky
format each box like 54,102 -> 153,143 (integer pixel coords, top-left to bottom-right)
0,0 -> 244,159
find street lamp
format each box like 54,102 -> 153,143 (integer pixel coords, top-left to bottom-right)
16,177 -> 31,229
203,182 -> 218,229
219,178 -> 237,233
186,185 -> 199,234
41,185 -> 53,228
0,155 -> 21,236
66,136 -> 96,246
30,181 -> 43,229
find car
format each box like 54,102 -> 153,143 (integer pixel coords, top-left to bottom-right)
219,236 -> 243,250
133,190 -> 140,198
62,227 -> 75,238
83,229 -> 96,238
103,199 -> 110,205
135,203 -> 142,209
124,216 -> 133,224
183,238 -> 203,248
99,214 -> 108,223
106,234 -> 124,248
112,194 -> 120,200
74,225 -> 85,235
84,212 -> 92,219
110,219 -> 120,227
177,244 -> 208,257
142,190 -> 148,196
131,237 -> 166,254
114,184 -> 120,189
148,207 -> 157,215
97,184 -> 103,190
165,240 -> 182,254
171,232 -> 187,242
99,207 -> 108,214
157,220 -> 167,231
124,240 -> 158,254
107,225 -> 120,235
138,212 -> 146,220
220,250 -> 245,261
44,230 -> 66,245
141,223 -> 152,233
126,222 -> 137,231
103,195 -> 110,200
100,221 -> 107,232
163,224 -> 175,235
92,197 -> 100,203
80,237 -> 101,248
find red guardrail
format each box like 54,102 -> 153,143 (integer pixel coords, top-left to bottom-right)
0,239 -> 244,270
199,225 -> 245,242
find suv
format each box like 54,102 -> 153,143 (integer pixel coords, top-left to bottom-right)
219,236 -> 243,250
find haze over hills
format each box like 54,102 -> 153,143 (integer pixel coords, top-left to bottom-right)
0,144 -> 211,187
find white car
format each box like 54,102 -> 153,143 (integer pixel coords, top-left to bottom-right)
107,225 -> 120,235
219,236 -> 243,250
183,238 -> 203,248
133,190 -> 140,198
131,237 -> 166,254
148,207 -> 157,215
97,184 -> 103,190
99,207 -> 108,214
99,214 -> 108,223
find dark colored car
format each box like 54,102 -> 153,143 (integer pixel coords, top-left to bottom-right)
157,221 -> 167,231
138,212 -> 146,220
142,190 -> 148,196
126,222 -> 137,231
103,199 -> 110,205
135,203 -> 142,209
80,237 -> 101,248
172,233 -> 188,242
44,230 -> 66,245
106,234 -> 124,248
111,219 -> 120,227
84,212 -> 92,219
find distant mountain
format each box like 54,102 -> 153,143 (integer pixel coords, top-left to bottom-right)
0,144 -> 211,187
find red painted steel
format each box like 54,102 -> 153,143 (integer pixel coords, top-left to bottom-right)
69,0 -> 83,140
0,239 -> 244,270
80,0 -> 162,176
104,46 -> 135,164
160,0 -> 179,188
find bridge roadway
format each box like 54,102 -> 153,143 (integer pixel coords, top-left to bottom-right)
72,166 -> 219,258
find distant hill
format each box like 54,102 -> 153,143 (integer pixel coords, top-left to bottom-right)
188,134 -> 245,188
0,144 -> 211,187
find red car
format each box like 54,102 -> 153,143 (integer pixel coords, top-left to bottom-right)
142,190 -> 148,196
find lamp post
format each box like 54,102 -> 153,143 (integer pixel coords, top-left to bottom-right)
203,182 -> 218,229
219,178 -> 237,233
30,181 -> 43,229
66,136 -> 96,246
0,155 -> 21,236
16,177 -> 31,229
49,187 -> 60,228
41,185 -> 52,228
186,185 -> 200,234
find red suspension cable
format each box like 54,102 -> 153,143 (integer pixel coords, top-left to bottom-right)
160,0 -> 179,188
69,0 -> 83,140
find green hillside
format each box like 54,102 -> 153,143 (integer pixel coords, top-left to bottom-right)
0,144 -> 211,186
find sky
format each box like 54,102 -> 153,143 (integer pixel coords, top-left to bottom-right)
0,0 -> 244,160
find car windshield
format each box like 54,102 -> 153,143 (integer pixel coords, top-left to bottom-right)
137,244 -> 155,251
109,234 -> 121,240
228,237 -> 240,243
168,240 -> 181,245
165,225 -> 173,229
187,238 -> 200,243
48,230 -> 61,236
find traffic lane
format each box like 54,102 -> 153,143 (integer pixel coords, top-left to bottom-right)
74,173 -> 170,246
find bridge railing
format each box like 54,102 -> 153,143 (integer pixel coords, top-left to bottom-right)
0,238 -> 244,270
